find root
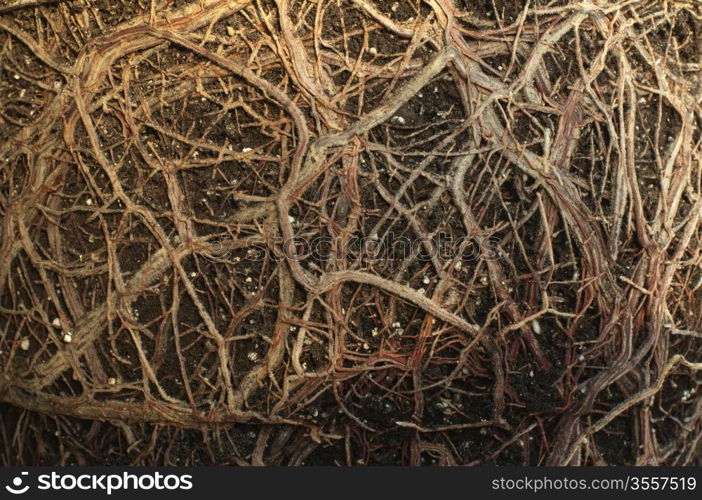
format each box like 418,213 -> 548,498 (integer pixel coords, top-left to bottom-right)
1,0 -> 701,465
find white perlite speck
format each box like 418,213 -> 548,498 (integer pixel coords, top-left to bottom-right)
62,332 -> 73,343
20,338 -> 30,351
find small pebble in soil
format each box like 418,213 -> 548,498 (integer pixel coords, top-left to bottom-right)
368,47 -> 377,55
52,317 -> 61,327
422,276 -> 430,285
531,319 -> 541,335
245,276 -> 253,283
20,338 -> 30,351
242,147 -> 252,153
391,115 -> 405,125
371,327 -> 379,337
107,377 -> 116,385
362,343 -> 370,350
479,275 -> 489,285
85,197 -> 93,206
62,332 -> 72,343
391,321 -> 401,328
247,351 -> 259,361
391,2 -> 399,12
